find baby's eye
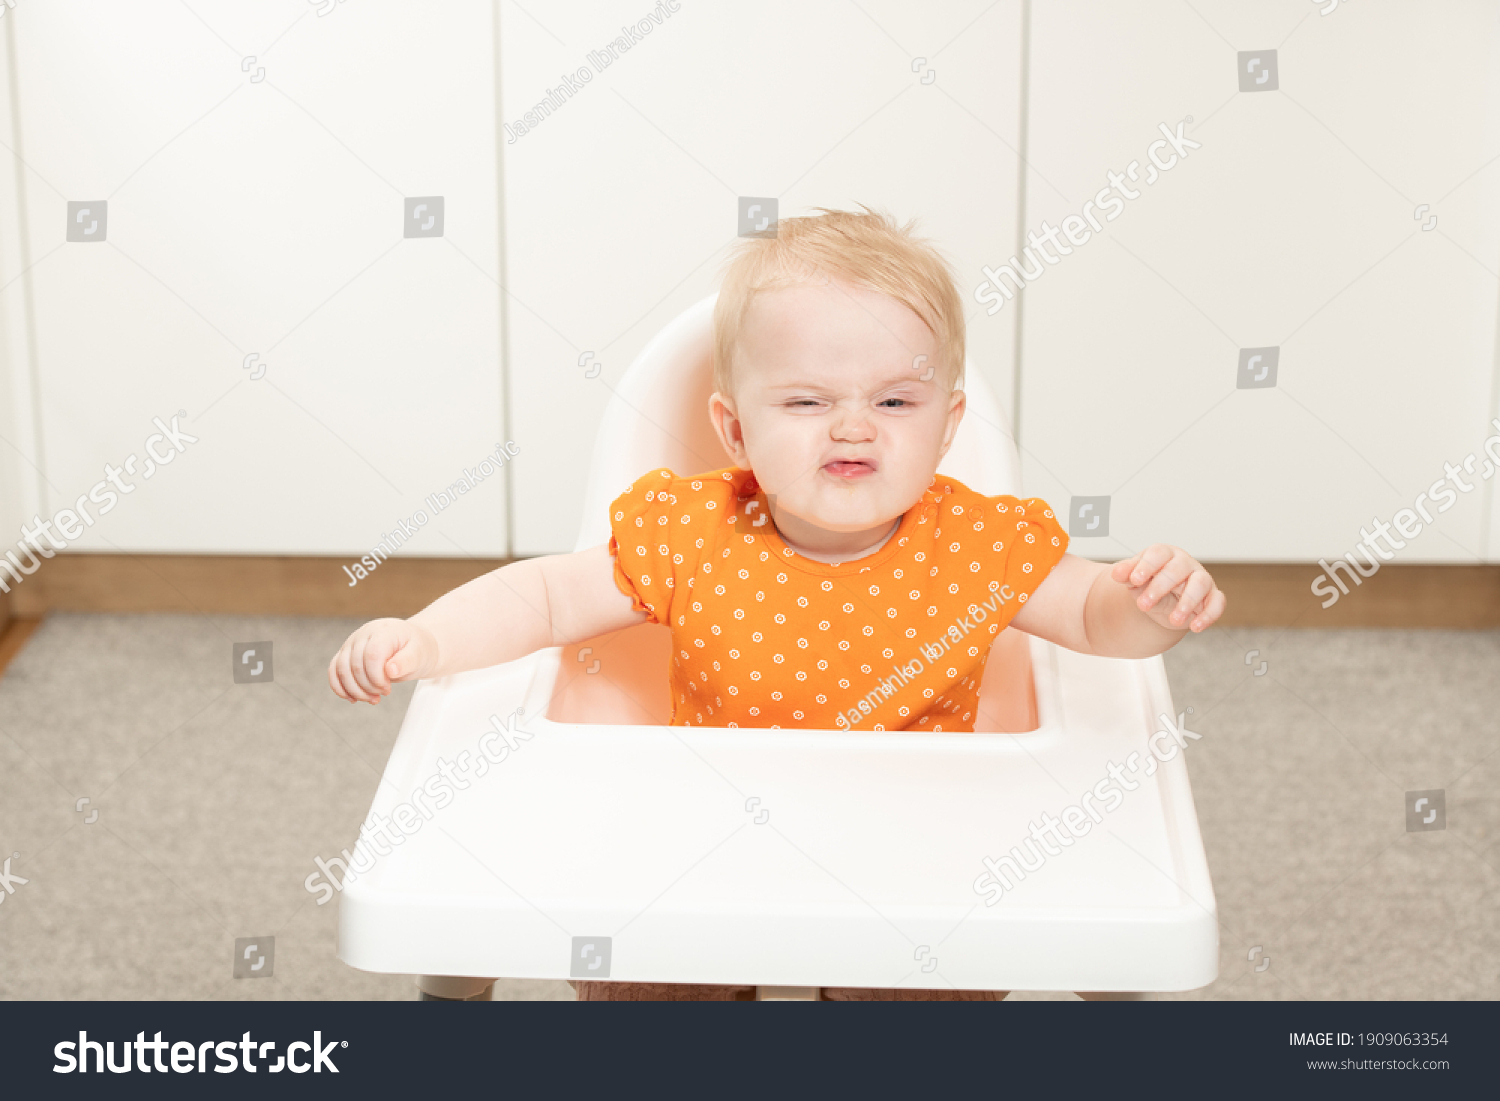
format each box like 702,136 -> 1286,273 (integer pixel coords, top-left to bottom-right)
877,398 -> 912,408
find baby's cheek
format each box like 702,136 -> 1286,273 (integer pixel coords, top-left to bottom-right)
887,428 -> 941,476
745,436 -> 822,501
884,452 -> 939,508
742,423 -> 803,475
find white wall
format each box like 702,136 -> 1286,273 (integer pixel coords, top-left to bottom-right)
1,16 -> 40,576
2,1 -> 1497,565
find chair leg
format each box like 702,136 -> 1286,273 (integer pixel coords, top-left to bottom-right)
1075,990 -> 1156,1000
756,986 -> 821,1000
416,975 -> 496,1001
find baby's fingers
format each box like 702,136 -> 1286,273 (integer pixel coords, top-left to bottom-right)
1167,570 -> 1216,628
1110,553 -> 1143,585
1189,586 -> 1227,632
383,641 -> 425,684
327,652 -> 350,701
333,641 -> 381,704
1125,545 -> 1175,590
1138,549 -> 1194,610
351,631 -> 399,699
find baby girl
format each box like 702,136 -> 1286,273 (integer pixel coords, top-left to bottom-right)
328,207 -> 1226,1000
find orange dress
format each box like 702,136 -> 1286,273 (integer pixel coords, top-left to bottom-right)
607,466 -> 1068,733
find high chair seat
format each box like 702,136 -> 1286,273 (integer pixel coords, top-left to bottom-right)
338,295 -> 1219,995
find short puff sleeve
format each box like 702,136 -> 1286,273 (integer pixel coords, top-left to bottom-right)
607,468 -> 682,626
991,496 -> 1069,605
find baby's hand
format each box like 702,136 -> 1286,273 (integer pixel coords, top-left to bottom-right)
1110,545 -> 1225,633
327,617 -> 439,704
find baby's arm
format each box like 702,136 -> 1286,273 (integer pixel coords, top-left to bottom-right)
327,543 -> 644,704
1011,545 -> 1225,659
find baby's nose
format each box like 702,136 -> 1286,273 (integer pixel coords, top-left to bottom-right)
831,410 -> 875,440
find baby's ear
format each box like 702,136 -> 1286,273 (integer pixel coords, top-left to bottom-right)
936,386 -> 967,457
708,391 -> 750,466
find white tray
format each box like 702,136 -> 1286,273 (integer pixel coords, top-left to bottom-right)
338,634 -> 1218,993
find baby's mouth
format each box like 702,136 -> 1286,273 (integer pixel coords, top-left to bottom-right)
822,459 -> 877,480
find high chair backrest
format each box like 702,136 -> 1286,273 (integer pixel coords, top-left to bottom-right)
573,294 -> 1021,552
555,295 -> 1037,730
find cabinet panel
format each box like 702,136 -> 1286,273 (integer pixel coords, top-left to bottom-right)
7,0 -> 507,556
1019,0 -> 1500,563
504,0 -> 1025,554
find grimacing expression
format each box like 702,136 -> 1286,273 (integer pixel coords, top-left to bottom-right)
711,278 -> 965,554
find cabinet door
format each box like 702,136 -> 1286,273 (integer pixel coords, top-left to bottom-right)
1018,0 -> 1500,563
503,0 -> 1026,554
8,0 -> 508,556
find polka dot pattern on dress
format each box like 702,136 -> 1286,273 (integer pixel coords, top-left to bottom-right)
607,466 -> 1067,732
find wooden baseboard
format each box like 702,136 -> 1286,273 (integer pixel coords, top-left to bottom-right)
2,554 -> 1496,628
1207,562 -> 1500,629
2,553 -> 508,619
0,617 -> 42,679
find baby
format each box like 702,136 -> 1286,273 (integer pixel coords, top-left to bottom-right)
328,207 -> 1226,1000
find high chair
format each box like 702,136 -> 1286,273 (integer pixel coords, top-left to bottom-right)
338,294 -> 1218,1000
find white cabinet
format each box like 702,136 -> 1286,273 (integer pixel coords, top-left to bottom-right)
1017,0 -> 1500,563
5,2 -> 1496,564
501,0 -> 1026,554
1,0 -> 508,556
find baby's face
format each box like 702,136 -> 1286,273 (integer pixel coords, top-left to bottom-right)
710,278 -> 964,553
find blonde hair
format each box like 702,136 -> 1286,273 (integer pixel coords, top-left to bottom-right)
712,204 -> 965,395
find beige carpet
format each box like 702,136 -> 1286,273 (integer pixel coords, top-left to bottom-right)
0,613 -> 1494,1000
